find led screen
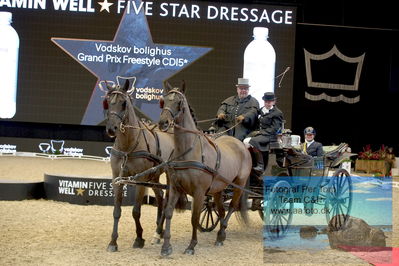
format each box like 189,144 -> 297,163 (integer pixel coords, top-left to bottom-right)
0,0 -> 296,126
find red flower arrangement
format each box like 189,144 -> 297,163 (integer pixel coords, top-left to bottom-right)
358,144 -> 388,160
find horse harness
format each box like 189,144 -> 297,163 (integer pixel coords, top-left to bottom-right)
161,89 -> 222,175
168,127 -> 221,176
161,89 -> 258,196
166,126 -> 261,196
111,124 -> 165,176
105,89 -> 165,177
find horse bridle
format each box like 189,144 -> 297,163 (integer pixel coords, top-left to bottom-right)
160,89 -> 186,129
104,90 -> 131,133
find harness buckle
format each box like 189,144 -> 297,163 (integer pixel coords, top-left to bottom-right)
120,122 -> 126,133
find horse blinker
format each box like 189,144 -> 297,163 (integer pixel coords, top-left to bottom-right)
103,98 -> 109,110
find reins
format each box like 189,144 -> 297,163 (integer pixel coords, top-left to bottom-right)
116,89 -> 261,197
196,117 -> 218,123
208,121 -> 242,138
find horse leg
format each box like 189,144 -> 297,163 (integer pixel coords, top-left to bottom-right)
151,186 -> 165,244
214,192 -> 226,246
132,185 -> 146,248
184,192 -> 204,255
216,188 -> 244,245
161,187 -> 179,256
107,183 -> 124,252
154,172 -> 170,244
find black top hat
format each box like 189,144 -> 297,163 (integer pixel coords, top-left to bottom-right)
262,92 -> 276,101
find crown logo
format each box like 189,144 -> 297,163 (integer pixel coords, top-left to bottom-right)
304,45 -> 365,103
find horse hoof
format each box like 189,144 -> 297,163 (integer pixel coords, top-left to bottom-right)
215,241 -> 224,246
161,246 -> 173,256
151,232 -> 162,245
183,248 -> 195,255
133,238 -> 145,248
107,244 -> 118,252
151,238 -> 161,245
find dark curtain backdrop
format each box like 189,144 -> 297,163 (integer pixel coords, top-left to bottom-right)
292,24 -> 399,154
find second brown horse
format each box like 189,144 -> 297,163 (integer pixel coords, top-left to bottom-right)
158,83 -> 252,256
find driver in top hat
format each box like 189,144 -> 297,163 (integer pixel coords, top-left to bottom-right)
214,78 -> 259,141
243,92 -> 284,173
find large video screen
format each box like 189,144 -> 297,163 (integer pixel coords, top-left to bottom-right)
0,0 -> 296,126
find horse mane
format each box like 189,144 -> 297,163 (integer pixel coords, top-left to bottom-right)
187,103 -> 198,127
162,80 -> 198,128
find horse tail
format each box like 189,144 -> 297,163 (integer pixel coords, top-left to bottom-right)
174,193 -> 188,212
236,178 -> 250,225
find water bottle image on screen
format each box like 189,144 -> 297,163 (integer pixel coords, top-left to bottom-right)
243,27 -> 276,105
0,11 -> 19,119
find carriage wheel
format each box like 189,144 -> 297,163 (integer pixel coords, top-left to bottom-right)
198,196 -> 220,232
264,180 -> 293,239
258,170 -> 289,220
258,199 -> 264,220
249,198 -> 265,220
324,169 -> 352,230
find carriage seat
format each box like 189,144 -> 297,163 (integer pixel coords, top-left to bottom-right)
324,143 -> 348,160
269,141 -> 282,150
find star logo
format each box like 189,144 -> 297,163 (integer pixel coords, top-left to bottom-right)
76,188 -> 85,196
98,0 -> 113,13
51,0 -> 212,125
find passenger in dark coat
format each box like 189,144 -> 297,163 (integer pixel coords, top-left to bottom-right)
300,126 -> 324,157
243,92 -> 284,173
215,78 -> 259,141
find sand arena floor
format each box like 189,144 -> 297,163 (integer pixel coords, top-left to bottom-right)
0,156 -> 397,265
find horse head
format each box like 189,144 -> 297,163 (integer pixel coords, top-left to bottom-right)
102,79 -> 133,137
158,80 -> 187,132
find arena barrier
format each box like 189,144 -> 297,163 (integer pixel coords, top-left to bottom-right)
0,152 -> 140,205
44,174 -> 135,206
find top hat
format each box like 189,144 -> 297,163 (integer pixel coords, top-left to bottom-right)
262,92 -> 276,101
236,78 -> 250,87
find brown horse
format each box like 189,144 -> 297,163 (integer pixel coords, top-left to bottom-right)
158,83 -> 252,256
103,79 -> 177,252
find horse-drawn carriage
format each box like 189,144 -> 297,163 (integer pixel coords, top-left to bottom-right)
199,136 -> 354,240
102,77 -> 353,255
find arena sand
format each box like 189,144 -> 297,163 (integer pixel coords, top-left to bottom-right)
0,156 -> 397,265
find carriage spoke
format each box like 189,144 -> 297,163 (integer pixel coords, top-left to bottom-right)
278,216 -> 285,233
206,209 -> 212,228
339,185 -> 349,196
200,212 -> 206,225
334,181 -> 340,197
277,216 -> 283,232
270,214 -> 279,225
341,196 -> 351,201
338,175 -> 343,187
332,205 -> 338,219
209,209 -> 215,226
281,214 -> 288,223
338,212 -> 344,228
338,204 -> 345,216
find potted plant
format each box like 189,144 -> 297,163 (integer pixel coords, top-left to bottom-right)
355,145 -> 392,176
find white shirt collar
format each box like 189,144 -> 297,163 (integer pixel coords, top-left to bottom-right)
305,140 -> 314,147
261,106 -> 273,114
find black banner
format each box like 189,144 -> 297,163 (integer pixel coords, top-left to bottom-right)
44,174 -> 136,206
